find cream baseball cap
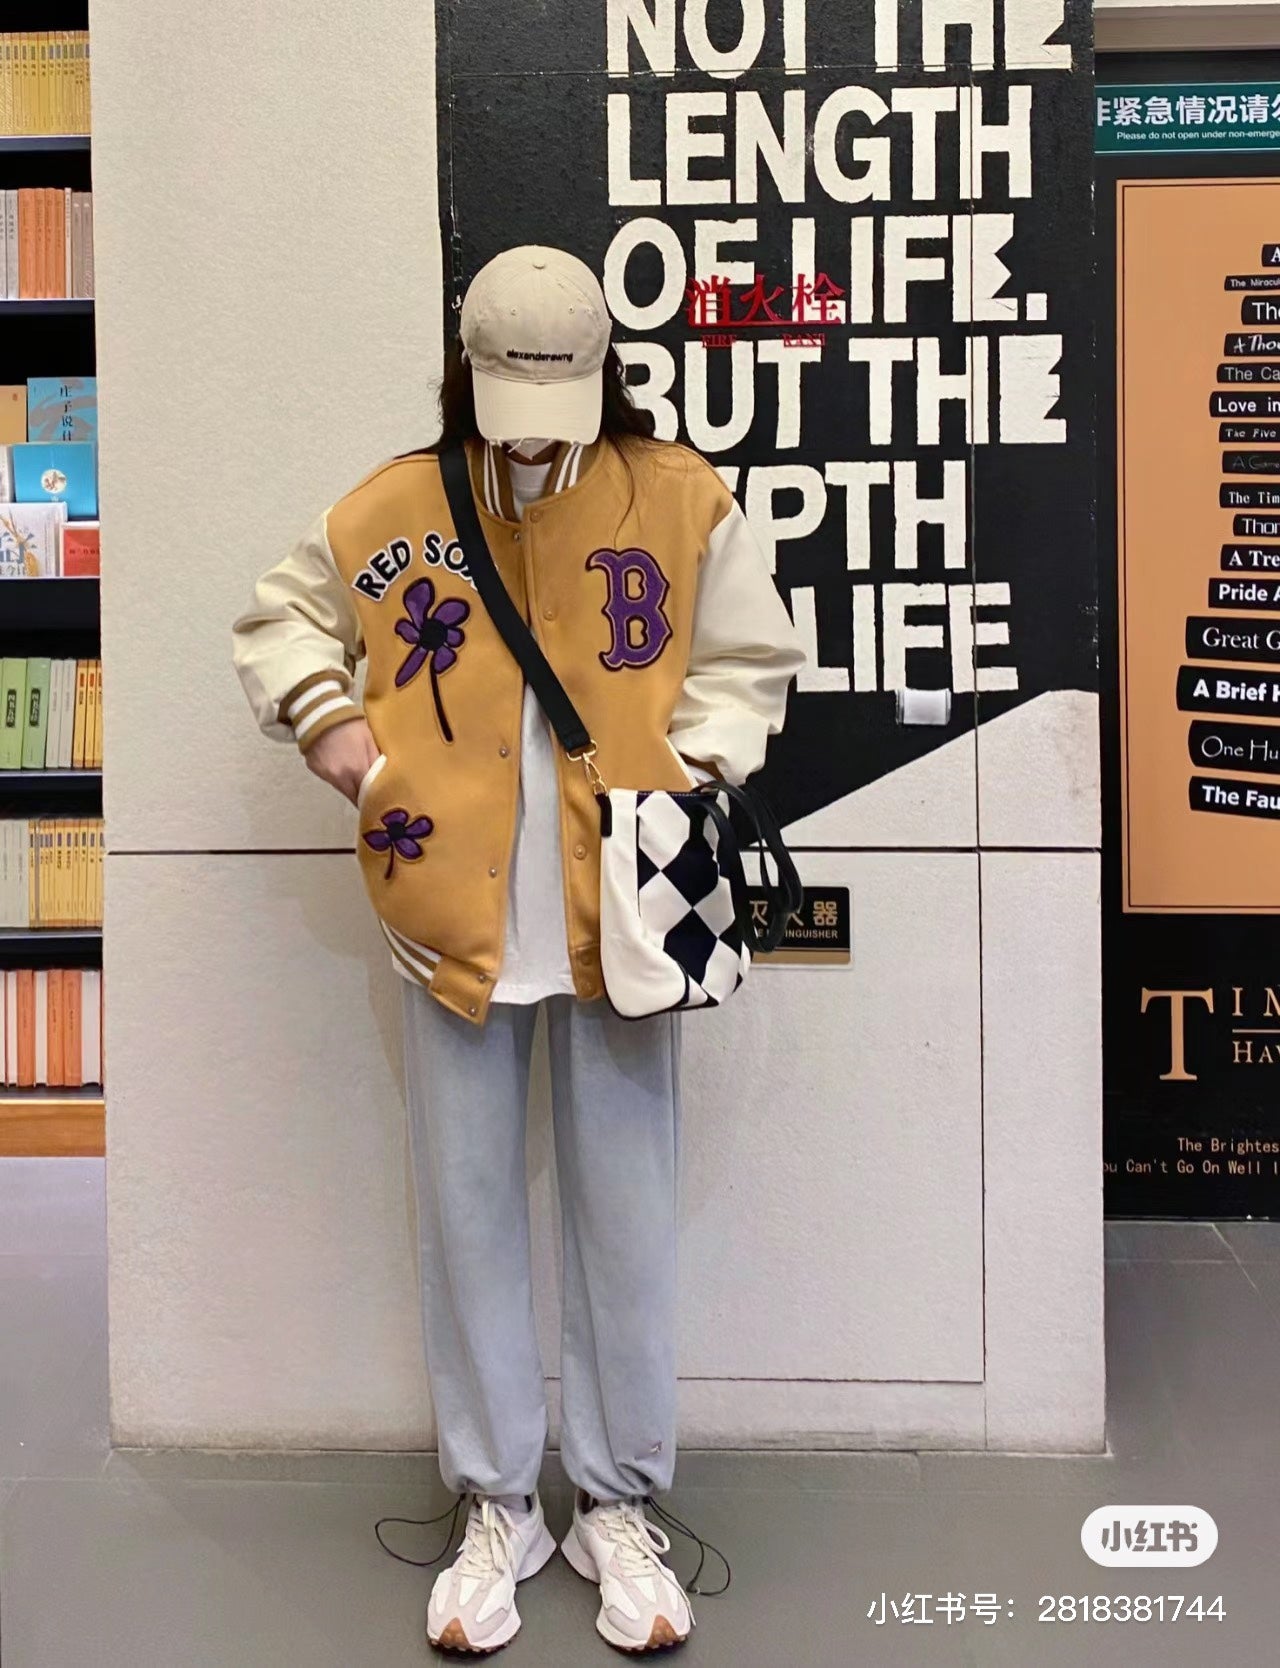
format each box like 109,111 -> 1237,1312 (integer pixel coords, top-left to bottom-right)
460,245 -> 611,445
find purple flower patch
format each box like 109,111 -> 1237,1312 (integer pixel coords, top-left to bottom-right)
362,807 -> 433,880
394,578 -> 469,742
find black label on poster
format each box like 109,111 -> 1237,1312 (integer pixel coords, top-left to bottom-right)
1262,243 -> 1280,264
1225,273 -> 1280,291
1220,423 -> 1280,443
1224,331 -> 1280,355
1213,390 -> 1280,417
1190,774 -> 1280,819
1186,615 -> 1280,662
1223,449 -> 1280,472
1176,665 -> 1280,716
1188,718 -> 1280,774
1208,576 -> 1280,609
748,886 -> 851,966
1219,363 -> 1280,384
1241,296 -> 1280,325
1234,513 -> 1280,536
1220,483 -> 1280,508
1220,542 -> 1280,571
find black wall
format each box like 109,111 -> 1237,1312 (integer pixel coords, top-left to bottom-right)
436,1 -> 1097,833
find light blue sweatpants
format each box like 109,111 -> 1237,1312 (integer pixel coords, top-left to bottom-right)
402,985 -> 681,1502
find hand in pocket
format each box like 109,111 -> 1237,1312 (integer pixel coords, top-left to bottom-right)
305,718 -> 381,805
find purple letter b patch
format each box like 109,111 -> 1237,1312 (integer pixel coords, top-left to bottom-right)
586,547 -> 673,671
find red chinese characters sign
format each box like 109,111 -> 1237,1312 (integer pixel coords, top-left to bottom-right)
685,272 -> 846,346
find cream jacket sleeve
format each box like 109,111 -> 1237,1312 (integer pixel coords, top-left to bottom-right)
668,498 -> 808,785
231,509 -> 366,753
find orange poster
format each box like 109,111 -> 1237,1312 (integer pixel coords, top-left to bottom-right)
1118,177 -> 1280,912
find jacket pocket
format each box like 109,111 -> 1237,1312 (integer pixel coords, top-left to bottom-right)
665,736 -> 714,787
354,752 -> 438,933
355,752 -> 388,810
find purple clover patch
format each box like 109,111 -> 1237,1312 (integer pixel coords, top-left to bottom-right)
394,577 -> 469,742
362,807 -> 433,880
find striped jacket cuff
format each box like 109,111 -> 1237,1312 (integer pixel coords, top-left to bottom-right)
280,674 -> 364,754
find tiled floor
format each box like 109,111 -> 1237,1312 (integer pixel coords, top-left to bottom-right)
1,1159 -> 1278,1666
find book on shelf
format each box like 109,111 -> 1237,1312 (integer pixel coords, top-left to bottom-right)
0,502 -> 98,574
27,377 -> 96,442
60,521 -> 99,576
0,190 -> 93,300
9,442 -> 97,517
18,656 -> 49,769
0,501 -> 69,574
0,385 -> 24,443
0,817 -> 103,927
0,400 -> 99,511
1,967 -> 103,1089
0,656 -> 100,769
0,33 -> 91,138
2,192 -> 14,300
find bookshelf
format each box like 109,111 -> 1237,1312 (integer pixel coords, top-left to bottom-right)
0,927 -> 101,952
0,299 -> 93,315
0,1088 -> 102,1156
1,576 -> 98,630
1,2 -> 101,1154
0,767 -> 102,787
0,136 -> 90,155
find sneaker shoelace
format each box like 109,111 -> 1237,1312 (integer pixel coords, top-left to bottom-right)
374,1491 -> 469,1569
593,1500 -> 676,1582
453,1497 -> 516,1580
644,1495 -> 732,1597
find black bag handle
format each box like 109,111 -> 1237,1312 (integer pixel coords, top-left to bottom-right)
692,781 -> 803,954
439,442 -> 592,758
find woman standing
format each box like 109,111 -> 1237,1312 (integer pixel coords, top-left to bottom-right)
232,246 -> 805,1654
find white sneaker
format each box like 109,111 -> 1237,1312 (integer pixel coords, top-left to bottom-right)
561,1489 -> 694,1652
426,1493 -> 556,1653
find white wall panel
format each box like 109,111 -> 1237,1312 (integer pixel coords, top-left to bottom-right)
105,854 -> 432,1447
976,691 -> 1101,849
784,735 -> 978,848
531,855 -> 984,1385
674,853 -> 983,1381
981,851 -> 1105,1451
107,852 -> 982,1444
91,0 -> 441,855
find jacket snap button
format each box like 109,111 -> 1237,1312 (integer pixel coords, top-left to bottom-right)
498,745 -> 510,758
477,972 -> 488,985
468,1004 -> 478,1017
513,531 -> 521,543
573,843 -> 587,860
488,865 -> 499,878
529,509 -> 542,523
542,607 -> 555,621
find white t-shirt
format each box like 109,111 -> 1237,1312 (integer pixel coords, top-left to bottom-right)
490,455 -> 577,1003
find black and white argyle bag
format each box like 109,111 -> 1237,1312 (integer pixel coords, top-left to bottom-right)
440,445 -> 802,1019
599,783 -> 797,1017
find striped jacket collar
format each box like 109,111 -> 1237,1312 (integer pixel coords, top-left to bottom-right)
467,437 -> 600,522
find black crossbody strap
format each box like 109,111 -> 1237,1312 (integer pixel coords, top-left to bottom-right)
439,442 -> 592,758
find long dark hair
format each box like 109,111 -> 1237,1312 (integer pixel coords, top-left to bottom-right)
430,335 -> 655,450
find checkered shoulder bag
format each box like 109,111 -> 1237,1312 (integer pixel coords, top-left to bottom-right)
441,445 -> 801,1019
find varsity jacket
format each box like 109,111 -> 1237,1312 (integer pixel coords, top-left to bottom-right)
232,435 -> 806,1025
